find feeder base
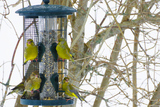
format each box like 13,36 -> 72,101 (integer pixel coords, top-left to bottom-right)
20,98 -> 74,106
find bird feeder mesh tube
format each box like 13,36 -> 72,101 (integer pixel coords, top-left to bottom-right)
24,18 -> 39,79
57,17 -> 68,89
38,16 -> 58,100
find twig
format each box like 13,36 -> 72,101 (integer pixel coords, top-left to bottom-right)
0,20 -> 35,107
79,90 -> 109,106
11,20 -> 36,65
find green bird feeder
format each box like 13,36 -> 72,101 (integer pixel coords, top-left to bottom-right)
16,0 -> 76,106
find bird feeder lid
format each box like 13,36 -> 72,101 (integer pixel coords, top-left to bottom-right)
15,4 -> 77,17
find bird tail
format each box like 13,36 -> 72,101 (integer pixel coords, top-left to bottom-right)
69,54 -> 74,62
78,95 -> 91,106
7,92 -> 12,96
74,91 -> 87,102
71,57 -> 74,62
23,60 -> 28,65
79,96 -> 84,101
74,91 -> 84,101
22,91 -> 27,96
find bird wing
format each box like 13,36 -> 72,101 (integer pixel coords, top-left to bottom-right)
62,41 -> 74,60
68,83 -> 75,90
25,79 -> 33,91
32,77 -> 41,90
11,82 -> 24,90
59,39 -> 70,52
24,45 -> 38,60
24,47 -> 28,58
69,89 -> 84,101
68,83 -> 84,101
64,41 -> 70,52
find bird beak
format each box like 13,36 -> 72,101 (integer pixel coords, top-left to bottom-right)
28,41 -> 31,45
35,75 -> 38,78
65,79 -> 69,83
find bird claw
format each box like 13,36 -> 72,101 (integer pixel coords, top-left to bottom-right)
31,58 -> 38,62
58,58 -> 66,62
34,58 -> 38,62
36,89 -> 40,93
66,98 -> 71,102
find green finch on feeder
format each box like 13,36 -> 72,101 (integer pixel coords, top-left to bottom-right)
56,38 -> 74,62
24,71 -> 41,94
24,39 -> 38,65
62,77 -> 85,101
8,81 -> 25,96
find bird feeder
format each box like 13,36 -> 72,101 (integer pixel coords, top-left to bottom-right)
16,0 -> 76,106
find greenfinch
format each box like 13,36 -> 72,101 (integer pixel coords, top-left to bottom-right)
24,71 -> 41,94
56,38 -> 74,62
62,77 -> 85,101
8,81 -> 25,96
24,39 -> 38,65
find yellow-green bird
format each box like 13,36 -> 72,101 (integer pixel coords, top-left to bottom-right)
62,77 -> 85,101
8,81 -> 25,96
24,71 -> 41,94
24,39 -> 38,65
56,38 -> 74,62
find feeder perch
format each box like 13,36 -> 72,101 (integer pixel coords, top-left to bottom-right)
16,0 -> 76,106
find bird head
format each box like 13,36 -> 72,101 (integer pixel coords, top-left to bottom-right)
63,77 -> 69,83
27,39 -> 35,46
30,71 -> 39,79
58,38 -> 65,42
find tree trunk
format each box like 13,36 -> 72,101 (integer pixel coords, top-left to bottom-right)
93,0 -> 134,106
148,83 -> 160,106
93,33 -> 123,107
14,95 -> 28,107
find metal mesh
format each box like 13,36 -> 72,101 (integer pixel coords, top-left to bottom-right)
24,18 -> 39,79
57,17 -> 68,90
